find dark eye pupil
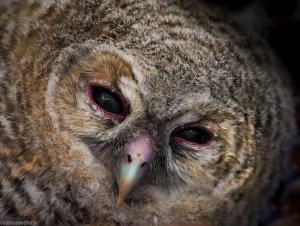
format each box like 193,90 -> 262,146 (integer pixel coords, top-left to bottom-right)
92,87 -> 123,114
175,128 -> 210,144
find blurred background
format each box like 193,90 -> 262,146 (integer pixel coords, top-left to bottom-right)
202,0 -> 300,225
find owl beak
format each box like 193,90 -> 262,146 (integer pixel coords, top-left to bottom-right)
117,133 -> 153,204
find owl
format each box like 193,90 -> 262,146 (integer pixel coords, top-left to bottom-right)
0,0 -> 298,225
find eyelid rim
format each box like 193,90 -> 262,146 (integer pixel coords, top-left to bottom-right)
87,82 -> 131,120
170,123 -> 214,147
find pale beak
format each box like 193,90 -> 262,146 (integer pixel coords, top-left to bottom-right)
117,133 -> 153,204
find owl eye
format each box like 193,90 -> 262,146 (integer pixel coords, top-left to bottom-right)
88,85 -> 129,119
171,126 -> 213,146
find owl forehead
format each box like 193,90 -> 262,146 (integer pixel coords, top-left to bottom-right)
52,33 -> 243,123
123,53 -> 237,121
68,43 -> 239,121
119,39 -> 240,118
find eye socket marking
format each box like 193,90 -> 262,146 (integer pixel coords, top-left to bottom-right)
88,85 -> 212,146
87,85 -> 130,119
171,125 -> 213,146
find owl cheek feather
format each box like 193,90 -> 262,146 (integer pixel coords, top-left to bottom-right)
117,133 -> 153,204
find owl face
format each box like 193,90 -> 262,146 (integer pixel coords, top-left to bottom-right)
45,43 -> 255,224
0,0 -> 296,225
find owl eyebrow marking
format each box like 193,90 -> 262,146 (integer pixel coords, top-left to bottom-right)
92,51 -> 138,83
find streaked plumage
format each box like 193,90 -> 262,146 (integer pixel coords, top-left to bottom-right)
0,0 -> 297,225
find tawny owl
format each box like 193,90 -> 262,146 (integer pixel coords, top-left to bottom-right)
0,0 -> 298,225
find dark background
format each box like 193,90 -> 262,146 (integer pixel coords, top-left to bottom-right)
202,0 -> 300,225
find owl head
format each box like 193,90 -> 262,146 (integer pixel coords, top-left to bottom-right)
1,1 -> 294,225
41,29 -> 295,225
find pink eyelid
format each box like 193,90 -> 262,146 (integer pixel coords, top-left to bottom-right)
86,83 -> 130,120
171,124 -> 214,147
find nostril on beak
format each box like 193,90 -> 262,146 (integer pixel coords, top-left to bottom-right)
127,154 -> 132,163
127,154 -> 148,168
117,133 -> 154,204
